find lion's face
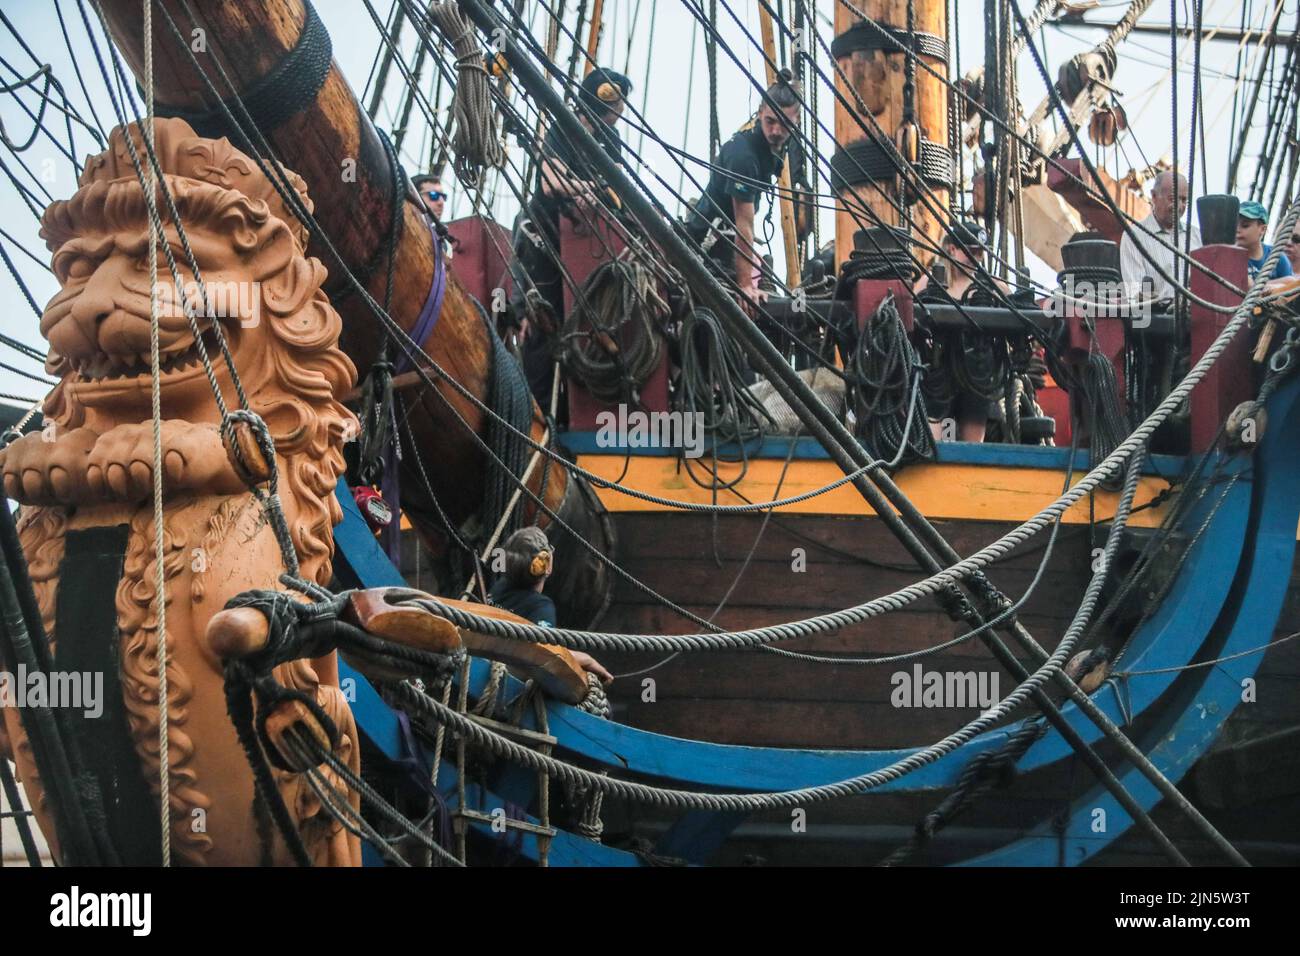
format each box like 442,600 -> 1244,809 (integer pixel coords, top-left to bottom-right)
43,221 -> 245,418
40,181 -> 355,441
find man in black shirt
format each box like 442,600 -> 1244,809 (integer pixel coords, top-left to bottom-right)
512,67 -> 632,408
688,74 -> 802,317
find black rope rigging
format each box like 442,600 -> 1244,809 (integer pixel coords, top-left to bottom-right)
558,257 -> 668,406
847,293 -> 935,467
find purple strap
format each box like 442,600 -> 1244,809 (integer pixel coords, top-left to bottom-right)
395,226 -> 448,375
381,226 -> 448,562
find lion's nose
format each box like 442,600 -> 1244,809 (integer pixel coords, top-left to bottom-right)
60,255 -> 138,356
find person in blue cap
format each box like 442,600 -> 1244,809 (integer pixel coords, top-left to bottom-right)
510,66 -> 633,410
1236,200 -> 1294,281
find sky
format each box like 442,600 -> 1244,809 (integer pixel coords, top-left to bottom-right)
0,0 -> 1292,406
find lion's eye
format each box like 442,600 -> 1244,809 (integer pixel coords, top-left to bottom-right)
65,258 -> 95,281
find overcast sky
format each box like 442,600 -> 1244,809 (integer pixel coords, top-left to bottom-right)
0,0 -> 1290,405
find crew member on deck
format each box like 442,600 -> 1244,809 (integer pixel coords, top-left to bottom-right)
489,527 -> 613,684
1286,223 -> 1300,275
686,70 -> 802,318
913,221 -> 1007,443
413,174 -> 447,219
1236,200 -> 1294,281
1119,170 -> 1201,307
512,67 -> 632,410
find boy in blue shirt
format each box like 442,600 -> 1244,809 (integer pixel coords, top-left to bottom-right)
1236,200 -> 1294,281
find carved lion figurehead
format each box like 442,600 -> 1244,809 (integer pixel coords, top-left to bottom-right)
38,117 -> 355,438
35,117 -> 358,581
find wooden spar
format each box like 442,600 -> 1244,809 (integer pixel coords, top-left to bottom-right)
96,0 -> 612,622
832,0 -> 950,266
584,0 -> 606,75
756,1 -> 802,287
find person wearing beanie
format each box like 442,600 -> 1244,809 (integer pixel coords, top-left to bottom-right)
511,66 -> 633,410
1236,199 -> 1294,281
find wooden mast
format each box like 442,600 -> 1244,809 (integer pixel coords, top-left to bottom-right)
97,0 -> 613,623
757,1 -> 803,287
832,0 -> 951,267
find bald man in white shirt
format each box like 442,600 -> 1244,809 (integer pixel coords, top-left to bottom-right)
1119,171 -> 1201,306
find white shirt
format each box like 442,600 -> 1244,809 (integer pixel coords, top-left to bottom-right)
1119,213 -> 1201,304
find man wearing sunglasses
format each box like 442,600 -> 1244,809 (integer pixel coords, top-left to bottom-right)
413,174 -> 447,220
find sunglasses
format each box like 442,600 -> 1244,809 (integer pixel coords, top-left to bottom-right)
423,190 -> 446,202
1290,235 -> 1300,244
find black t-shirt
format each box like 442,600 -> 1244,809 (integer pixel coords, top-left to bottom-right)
489,576 -> 558,627
693,121 -> 785,234
531,121 -> 623,232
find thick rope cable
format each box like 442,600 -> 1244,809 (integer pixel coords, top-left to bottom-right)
380,437 -> 1152,815
142,0 -> 171,867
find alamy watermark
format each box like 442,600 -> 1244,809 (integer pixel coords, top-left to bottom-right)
0,664 -> 103,719
890,664 -> 999,713
594,405 -> 706,459
152,279 -> 261,328
1045,276 -> 1154,328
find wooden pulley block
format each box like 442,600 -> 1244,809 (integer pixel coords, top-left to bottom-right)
263,698 -> 332,772
895,122 -> 921,165
222,418 -> 272,485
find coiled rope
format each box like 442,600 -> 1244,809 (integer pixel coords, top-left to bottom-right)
426,1 -> 504,185
559,256 -> 667,405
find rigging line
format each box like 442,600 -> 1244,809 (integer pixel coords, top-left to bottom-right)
1113,628 -> 1300,676
762,378 -> 1081,667
53,0 -> 109,140
0,51 -> 99,157
1,143 -> 56,204
0,224 -> 53,273
141,0 -> 171,868
0,154 -> 46,218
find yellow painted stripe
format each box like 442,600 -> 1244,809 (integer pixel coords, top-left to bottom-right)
578,454 -> 1174,526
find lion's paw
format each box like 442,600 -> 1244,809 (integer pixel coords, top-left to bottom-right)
0,428 -> 99,504
86,421 -> 246,501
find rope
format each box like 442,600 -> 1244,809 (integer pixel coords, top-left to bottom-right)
559,256 -> 667,405
678,307 -> 773,447
847,293 -> 935,466
426,1 -> 504,185
142,0 -> 171,867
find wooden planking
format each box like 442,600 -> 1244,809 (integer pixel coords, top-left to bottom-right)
597,509 -> 1093,749
578,454 -> 1175,526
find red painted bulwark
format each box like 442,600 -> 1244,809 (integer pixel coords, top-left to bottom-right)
445,215 -> 513,305
854,279 -> 914,333
559,217 -> 670,427
1189,245 -> 1250,453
